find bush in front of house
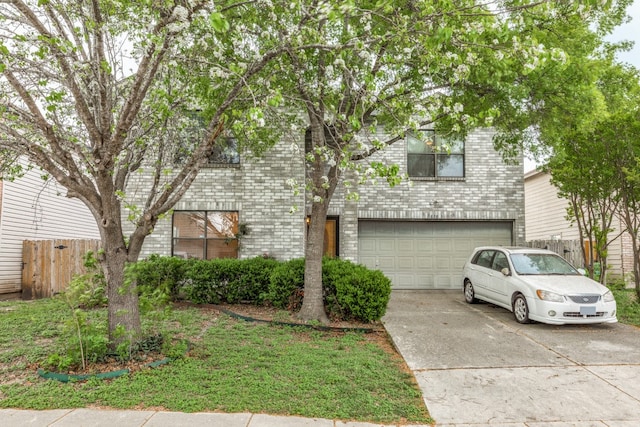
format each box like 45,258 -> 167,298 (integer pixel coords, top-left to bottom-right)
128,254 -> 192,301
264,258 -> 306,310
263,257 -> 392,322
131,255 -> 392,322
184,257 -> 279,304
322,257 -> 392,322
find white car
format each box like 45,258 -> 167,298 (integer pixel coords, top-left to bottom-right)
461,246 -> 617,325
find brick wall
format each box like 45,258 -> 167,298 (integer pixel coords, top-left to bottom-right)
328,127 -> 525,260
126,138 -> 307,261
125,127 -> 524,261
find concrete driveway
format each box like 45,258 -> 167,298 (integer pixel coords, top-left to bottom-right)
382,290 -> 640,427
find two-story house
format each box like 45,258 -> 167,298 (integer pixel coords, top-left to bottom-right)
129,127 -> 525,290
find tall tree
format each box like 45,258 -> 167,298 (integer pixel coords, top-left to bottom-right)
0,0 -> 282,345
548,132 -> 622,283
257,0 -> 630,322
601,65 -> 640,296
544,61 -> 640,293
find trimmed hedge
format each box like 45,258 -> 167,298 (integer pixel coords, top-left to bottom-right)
130,255 -> 391,322
323,258 -> 391,322
127,254 -> 192,301
264,258 -> 306,311
185,257 -> 279,304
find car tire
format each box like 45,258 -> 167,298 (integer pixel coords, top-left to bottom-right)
464,280 -> 478,304
512,294 -> 530,324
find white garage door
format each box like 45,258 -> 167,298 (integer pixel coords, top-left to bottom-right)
358,221 -> 513,289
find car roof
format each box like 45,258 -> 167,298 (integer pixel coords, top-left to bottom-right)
472,246 -> 558,255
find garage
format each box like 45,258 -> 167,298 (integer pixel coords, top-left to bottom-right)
358,221 -> 513,289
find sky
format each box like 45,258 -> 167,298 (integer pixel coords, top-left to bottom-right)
609,0 -> 640,68
523,0 -> 640,172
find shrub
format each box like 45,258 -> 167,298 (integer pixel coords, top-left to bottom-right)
229,257 -> 279,303
129,255 -> 392,323
128,254 -> 191,301
183,259 -> 228,304
183,257 -> 279,304
323,258 -> 391,322
265,258 -> 305,310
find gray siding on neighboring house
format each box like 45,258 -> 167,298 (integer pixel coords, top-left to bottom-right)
0,164 -> 100,294
524,171 -> 577,241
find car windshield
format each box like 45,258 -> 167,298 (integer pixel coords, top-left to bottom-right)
510,253 -> 580,276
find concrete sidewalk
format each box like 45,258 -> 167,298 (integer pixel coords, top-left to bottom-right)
0,408 -> 427,426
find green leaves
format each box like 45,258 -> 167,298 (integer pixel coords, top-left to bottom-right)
209,12 -> 229,33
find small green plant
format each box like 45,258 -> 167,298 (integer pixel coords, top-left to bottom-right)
162,338 -> 189,360
66,251 -> 107,309
47,292 -> 109,371
45,353 -> 74,372
611,285 -> 640,326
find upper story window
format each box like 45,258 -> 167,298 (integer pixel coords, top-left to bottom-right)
173,112 -> 240,166
207,137 -> 239,165
407,130 -> 464,178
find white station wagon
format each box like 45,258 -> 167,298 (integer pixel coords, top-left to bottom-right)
461,247 -> 617,325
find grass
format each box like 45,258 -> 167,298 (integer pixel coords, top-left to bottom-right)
0,298 -> 432,424
611,286 -> 640,327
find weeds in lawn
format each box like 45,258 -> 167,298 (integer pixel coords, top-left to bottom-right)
611,287 -> 640,327
0,298 -> 432,424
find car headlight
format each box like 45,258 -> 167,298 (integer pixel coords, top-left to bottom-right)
603,291 -> 615,303
536,290 -> 565,302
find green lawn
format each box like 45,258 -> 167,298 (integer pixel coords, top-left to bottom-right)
612,287 -> 640,327
0,298 -> 432,424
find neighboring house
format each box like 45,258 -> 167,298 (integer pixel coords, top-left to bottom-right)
0,162 -> 100,295
129,127 -> 525,290
524,169 -> 634,282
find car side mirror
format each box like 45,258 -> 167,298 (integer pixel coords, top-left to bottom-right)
501,268 -> 511,276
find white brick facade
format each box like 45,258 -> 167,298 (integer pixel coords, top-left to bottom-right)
127,127 -> 525,264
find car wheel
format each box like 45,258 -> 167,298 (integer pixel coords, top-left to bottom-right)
464,280 -> 478,304
512,294 -> 530,324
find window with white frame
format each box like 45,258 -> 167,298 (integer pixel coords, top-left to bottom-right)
407,130 -> 464,178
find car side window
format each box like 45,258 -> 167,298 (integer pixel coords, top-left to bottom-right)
492,252 -> 509,272
473,250 -> 495,268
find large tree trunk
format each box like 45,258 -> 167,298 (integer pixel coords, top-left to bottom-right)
98,211 -> 142,347
103,249 -> 141,346
298,200 -> 330,324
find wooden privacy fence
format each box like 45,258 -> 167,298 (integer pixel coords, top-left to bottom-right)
526,239 -> 584,268
22,239 -> 101,300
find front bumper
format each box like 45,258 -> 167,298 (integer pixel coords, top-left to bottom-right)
527,297 -> 618,325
